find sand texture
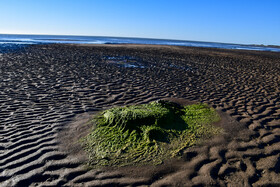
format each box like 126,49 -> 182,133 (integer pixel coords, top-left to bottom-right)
0,44 -> 280,186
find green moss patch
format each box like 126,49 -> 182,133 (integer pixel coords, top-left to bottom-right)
81,100 -> 221,167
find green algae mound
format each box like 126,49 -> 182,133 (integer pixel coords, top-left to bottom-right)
82,100 -> 221,167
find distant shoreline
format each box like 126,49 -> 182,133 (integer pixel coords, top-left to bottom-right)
1,34 -> 280,52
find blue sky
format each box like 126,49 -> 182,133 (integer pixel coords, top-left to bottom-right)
0,0 -> 279,45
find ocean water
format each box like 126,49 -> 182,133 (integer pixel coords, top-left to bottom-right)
0,34 -> 280,53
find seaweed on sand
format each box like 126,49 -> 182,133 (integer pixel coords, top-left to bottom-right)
81,100 -> 221,167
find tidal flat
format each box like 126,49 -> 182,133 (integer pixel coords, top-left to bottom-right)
0,44 -> 279,186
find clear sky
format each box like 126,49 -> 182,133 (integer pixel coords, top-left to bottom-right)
0,0 -> 279,45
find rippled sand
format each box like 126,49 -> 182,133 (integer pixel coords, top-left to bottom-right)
0,44 -> 279,186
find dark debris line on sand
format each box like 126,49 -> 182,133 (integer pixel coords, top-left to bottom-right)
0,44 -> 279,186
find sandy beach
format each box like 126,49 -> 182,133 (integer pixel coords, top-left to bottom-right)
0,44 -> 279,186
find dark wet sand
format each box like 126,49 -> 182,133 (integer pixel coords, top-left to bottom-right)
0,44 -> 279,186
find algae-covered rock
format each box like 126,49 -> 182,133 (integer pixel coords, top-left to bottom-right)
82,100 -> 221,167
